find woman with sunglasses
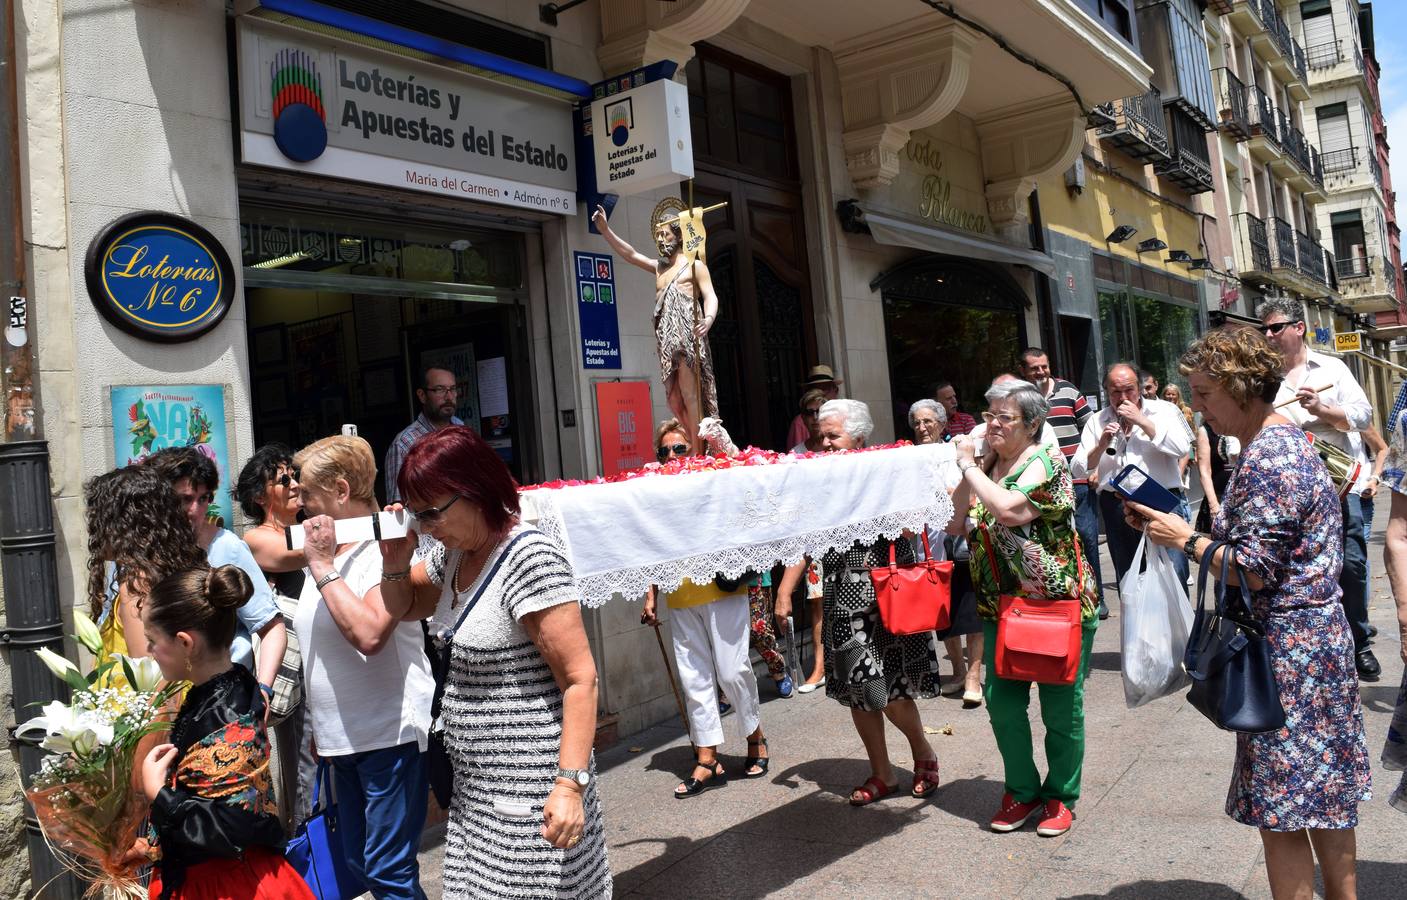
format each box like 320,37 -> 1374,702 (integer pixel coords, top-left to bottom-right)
790,388 -> 829,453
237,444 -> 313,832
642,418 -> 772,798
376,425 -> 612,896
294,434 -> 436,898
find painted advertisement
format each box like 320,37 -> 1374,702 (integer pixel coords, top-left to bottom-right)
237,18 -> 576,214
110,385 -> 230,523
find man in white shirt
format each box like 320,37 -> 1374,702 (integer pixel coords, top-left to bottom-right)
1259,298 -> 1379,679
1072,363 -> 1193,605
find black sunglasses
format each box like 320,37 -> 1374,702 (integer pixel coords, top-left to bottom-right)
1260,321 -> 1298,336
411,494 -> 463,524
274,472 -> 296,488
657,443 -> 690,461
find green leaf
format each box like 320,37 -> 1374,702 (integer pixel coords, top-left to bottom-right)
120,656 -> 138,690
62,668 -> 88,692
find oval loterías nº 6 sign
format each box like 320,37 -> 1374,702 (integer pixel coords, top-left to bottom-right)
84,212 -> 236,342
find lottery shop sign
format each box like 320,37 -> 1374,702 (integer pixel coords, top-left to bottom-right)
84,212 -> 236,342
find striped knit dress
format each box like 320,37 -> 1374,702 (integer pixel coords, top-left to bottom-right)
426,527 -> 611,898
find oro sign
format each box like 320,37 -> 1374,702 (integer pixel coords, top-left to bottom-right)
1334,331 -> 1362,353
590,79 -> 693,196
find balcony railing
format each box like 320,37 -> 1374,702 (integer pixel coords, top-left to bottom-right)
1322,147 -> 1357,174
1307,40 -> 1343,69
1235,212 -> 1272,274
1268,13 -> 1307,83
1095,89 -> 1171,163
1154,108 -> 1215,194
1213,68 -> 1251,140
1296,231 -> 1326,285
1248,85 -> 1280,145
1269,217 -> 1297,271
1370,152 -> 1384,190
1336,256 -> 1371,280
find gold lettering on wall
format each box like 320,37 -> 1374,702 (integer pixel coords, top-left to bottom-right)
905,139 -> 989,234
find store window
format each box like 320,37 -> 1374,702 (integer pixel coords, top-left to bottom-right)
239,204 -> 535,488
1094,254 -> 1200,395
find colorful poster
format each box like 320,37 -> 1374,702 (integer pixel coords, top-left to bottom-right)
594,381 -> 651,475
110,385 -> 231,523
575,251 -> 621,370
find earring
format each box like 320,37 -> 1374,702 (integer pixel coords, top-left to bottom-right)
185,656 -> 193,678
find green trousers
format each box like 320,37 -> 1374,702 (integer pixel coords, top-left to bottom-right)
981,620 -> 1098,807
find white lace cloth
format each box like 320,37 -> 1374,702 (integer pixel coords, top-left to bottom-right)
525,443 -> 957,607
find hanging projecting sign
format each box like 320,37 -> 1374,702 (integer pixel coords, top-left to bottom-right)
590,78 -> 693,196
1334,331 -> 1362,352
236,19 -> 576,214
84,212 -> 237,342
575,251 -> 621,369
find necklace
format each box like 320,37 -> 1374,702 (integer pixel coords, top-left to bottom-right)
449,533 -> 503,605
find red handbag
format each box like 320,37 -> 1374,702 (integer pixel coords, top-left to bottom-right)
980,524 -> 1085,686
869,531 -> 953,636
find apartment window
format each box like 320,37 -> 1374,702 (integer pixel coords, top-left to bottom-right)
1317,102 -> 1353,172
1077,0 -> 1137,45
1331,210 -> 1366,269
1136,0 -> 1217,127
1302,0 -> 1337,62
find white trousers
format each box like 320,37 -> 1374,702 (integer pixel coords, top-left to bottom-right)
670,594 -> 761,747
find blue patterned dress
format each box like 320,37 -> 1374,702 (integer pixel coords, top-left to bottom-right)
1213,424 -> 1371,830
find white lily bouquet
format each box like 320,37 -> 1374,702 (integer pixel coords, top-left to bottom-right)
17,610 -> 183,897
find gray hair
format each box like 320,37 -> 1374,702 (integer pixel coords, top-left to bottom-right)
819,399 -> 874,442
984,378 -> 1049,432
907,398 -> 947,430
1257,296 -> 1304,324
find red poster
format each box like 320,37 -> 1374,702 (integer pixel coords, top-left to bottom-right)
595,381 -> 652,476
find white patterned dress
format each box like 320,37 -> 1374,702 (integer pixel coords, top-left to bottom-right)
426,527 -> 611,898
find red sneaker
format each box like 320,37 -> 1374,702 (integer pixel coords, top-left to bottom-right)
989,793 -> 1042,832
1036,799 -> 1073,837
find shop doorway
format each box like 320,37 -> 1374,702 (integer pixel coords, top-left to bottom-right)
685,45 -> 817,450
879,256 -> 1028,429
239,204 -> 537,494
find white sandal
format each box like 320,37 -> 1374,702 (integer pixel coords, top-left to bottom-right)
796,677 -> 826,694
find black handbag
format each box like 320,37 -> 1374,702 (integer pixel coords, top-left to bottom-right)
426,532 -> 531,807
1184,540 -> 1286,734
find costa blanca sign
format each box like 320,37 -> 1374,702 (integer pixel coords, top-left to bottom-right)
237,19 -> 576,214
590,78 -> 693,196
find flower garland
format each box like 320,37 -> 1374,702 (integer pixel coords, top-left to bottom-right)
520,440 -> 915,492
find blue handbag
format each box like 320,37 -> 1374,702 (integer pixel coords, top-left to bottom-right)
285,762 -> 366,900
1184,541 -> 1286,734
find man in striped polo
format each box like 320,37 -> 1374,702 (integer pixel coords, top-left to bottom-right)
1019,348 -> 1105,619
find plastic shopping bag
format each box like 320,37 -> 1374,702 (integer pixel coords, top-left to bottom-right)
1119,532 -> 1194,708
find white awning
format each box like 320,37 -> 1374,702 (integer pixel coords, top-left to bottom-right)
860,207 -> 1058,278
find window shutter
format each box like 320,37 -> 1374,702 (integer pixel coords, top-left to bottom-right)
1302,6 -> 1336,51
1317,106 -> 1352,154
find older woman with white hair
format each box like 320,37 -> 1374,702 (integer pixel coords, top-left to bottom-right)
909,399 -> 984,706
947,379 -> 1098,838
777,398 -> 943,806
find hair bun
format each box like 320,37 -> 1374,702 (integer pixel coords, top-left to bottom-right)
206,564 -> 253,610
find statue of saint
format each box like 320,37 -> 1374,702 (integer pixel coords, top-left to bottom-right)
592,204 -> 720,446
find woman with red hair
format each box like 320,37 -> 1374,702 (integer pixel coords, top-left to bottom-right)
381,426 -> 611,898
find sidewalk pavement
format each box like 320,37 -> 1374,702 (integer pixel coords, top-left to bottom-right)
416,517 -> 1406,899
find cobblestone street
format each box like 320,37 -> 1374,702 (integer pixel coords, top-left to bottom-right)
419,523 -> 1406,899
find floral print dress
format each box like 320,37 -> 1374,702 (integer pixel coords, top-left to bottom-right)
1213,424 -> 1371,830
967,447 -> 1099,623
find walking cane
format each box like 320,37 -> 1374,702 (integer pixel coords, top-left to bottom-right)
651,621 -> 693,747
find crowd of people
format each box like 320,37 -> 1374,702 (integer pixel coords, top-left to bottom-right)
74,306 -> 1407,898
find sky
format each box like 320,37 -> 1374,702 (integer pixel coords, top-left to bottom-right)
1372,1 -> 1407,225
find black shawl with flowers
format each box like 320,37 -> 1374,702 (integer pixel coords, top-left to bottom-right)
148,666 -> 284,897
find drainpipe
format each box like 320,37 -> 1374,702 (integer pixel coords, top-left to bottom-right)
1,3 -> 81,896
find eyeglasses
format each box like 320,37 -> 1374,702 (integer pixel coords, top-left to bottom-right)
657,443 -> 690,461
801,407 -> 822,419
411,494 -> 463,524
981,412 -> 1022,426
1259,321 -> 1298,336
423,385 -> 459,396
274,472 -> 296,488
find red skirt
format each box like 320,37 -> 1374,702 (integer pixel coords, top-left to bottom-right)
148,847 -> 315,900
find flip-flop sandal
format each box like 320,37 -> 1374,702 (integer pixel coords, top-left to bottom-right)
849,775 -> 898,806
742,737 -> 770,778
912,758 -> 941,798
674,762 -> 727,799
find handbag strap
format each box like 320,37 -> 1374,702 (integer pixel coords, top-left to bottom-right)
312,759 -> 331,812
976,514 -> 1086,603
445,531 -> 533,640
894,529 -> 933,566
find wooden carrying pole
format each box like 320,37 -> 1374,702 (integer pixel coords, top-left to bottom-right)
687,180 -> 705,452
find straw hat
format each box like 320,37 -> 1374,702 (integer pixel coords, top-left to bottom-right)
802,364 -> 843,387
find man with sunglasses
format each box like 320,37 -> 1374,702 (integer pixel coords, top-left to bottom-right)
1259,297 -> 1380,680
385,365 -> 464,503
144,447 -> 287,702
1072,363 -> 1193,614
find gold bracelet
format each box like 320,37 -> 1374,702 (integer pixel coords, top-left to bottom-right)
382,568 -> 411,582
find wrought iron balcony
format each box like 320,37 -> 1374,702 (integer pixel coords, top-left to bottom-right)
1336,256 -> 1371,280
1155,108 -> 1214,194
1213,68 -> 1250,141
1207,0 -> 1233,14
1325,248 -> 1339,293
1246,85 -> 1281,158
1268,217 -> 1297,271
1235,212 -> 1271,275
1322,147 -> 1357,175
1296,230 -> 1326,286
1307,40 -> 1343,69
1094,89 -> 1171,163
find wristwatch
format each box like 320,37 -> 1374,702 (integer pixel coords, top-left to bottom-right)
1182,532 -> 1205,561
556,767 -> 591,789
